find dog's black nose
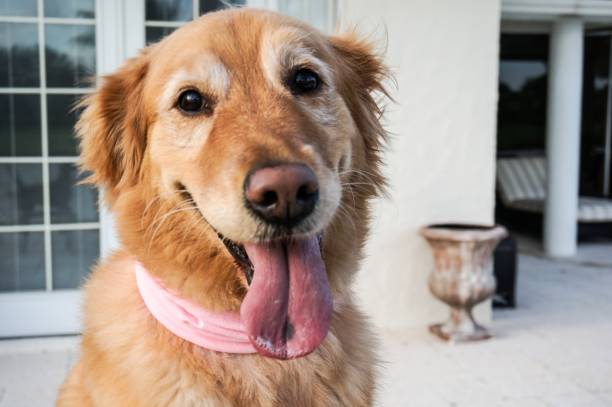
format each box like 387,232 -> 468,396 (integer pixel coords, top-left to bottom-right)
244,164 -> 319,226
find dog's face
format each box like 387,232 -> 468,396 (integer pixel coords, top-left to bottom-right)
147,15 -> 351,244
79,9 -> 387,359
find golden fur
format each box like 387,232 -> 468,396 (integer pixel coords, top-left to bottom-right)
57,8 -> 389,407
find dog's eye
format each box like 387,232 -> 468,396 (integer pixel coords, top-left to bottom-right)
177,90 -> 210,114
289,68 -> 321,94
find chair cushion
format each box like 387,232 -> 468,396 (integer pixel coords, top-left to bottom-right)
496,156 -> 612,222
497,156 -> 546,205
578,197 -> 612,222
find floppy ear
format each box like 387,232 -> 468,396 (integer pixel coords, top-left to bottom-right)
76,50 -> 151,204
329,34 -> 391,196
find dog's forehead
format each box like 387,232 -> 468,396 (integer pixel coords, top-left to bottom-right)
150,10 -> 328,84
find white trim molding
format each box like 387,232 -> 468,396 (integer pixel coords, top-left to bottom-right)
0,291 -> 82,337
503,0 -> 612,20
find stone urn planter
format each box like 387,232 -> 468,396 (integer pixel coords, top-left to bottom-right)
420,224 -> 507,342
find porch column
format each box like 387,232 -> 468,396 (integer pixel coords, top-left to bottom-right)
543,17 -> 584,257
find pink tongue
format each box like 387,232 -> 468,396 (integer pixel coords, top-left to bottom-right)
240,237 -> 333,359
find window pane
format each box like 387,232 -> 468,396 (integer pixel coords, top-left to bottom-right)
146,26 -> 177,45
199,0 -> 244,15
0,94 -> 41,156
0,232 -> 45,292
50,163 -> 97,224
0,0 -> 37,17
52,229 -> 98,289
0,164 -> 43,225
0,23 -> 40,87
146,0 -> 192,21
278,0 -> 331,32
44,0 -> 94,18
498,60 -> 547,151
580,36 -> 611,197
45,24 -> 95,88
47,94 -> 81,156
497,34 -> 548,153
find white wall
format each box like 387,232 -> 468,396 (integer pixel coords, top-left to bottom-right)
338,0 -> 502,331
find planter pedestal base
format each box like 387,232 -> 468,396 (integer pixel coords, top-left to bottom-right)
429,308 -> 491,342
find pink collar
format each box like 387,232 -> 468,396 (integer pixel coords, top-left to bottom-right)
135,262 -> 256,354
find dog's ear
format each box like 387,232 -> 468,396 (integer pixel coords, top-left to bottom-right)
76,50 -> 150,204
330,34 -> 388,97
329,34 -> 391,195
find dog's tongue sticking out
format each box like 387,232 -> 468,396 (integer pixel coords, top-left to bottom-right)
240,237 -> 333,359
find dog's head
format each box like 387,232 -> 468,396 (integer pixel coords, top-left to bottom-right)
78,9 -> 388,359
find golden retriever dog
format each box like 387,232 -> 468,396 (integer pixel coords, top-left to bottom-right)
57,8 -> 388,407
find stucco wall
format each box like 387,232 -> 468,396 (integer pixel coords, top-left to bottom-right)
338,0 -> 502,331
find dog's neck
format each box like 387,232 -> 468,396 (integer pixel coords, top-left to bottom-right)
135,262 -> 256,354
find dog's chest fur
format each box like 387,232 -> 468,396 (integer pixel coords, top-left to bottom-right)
62,254 -> 377,406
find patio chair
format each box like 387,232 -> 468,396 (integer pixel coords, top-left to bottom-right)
496,155 -> 612,223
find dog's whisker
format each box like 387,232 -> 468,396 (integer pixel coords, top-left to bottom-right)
145,199 -> 199,253
142,188 -> 190,219
147,207 -> 197,253
339,168 -> 381,186
141,194 -> 166,229
342,183 -> 358,210
341,181 -> 378,188
335,204 -> 358,236
312,195 -> 358,237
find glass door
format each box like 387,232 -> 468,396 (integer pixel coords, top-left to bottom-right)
0,0 -> 99,337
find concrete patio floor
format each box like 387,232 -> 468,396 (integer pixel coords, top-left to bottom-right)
1,241 -> 611,406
